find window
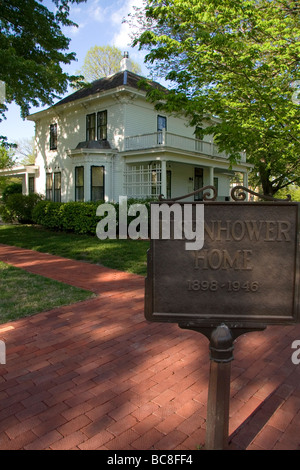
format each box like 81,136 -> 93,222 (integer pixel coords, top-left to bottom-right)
28,177 -> 35,194
75,166 -> 84,201
46,173 -> 53,200
86,113 -> 96,141
157,115 -> 167,144
194,167 -> 204,201
50,124 -> 57,150
91,166 -> 104,201
97,111 -> 107,140
54,172 -> 61,202
195,126 -> 203,152
46,172 -> 61,201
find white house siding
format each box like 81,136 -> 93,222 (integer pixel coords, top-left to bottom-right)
32,94 -> 128,202
124,97 -> 213,146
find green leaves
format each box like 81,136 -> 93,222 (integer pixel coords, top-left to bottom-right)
134,0 -> 300,195
78,45 -> 142,83
0,0 -> 86,119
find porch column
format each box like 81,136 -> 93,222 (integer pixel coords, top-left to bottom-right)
161,160 -> 167,198
23,174 -> 29,195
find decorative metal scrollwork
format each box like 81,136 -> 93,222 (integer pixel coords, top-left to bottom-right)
230,185 -> 292,202
158,185 -> 292,203
159,185 -> 218,202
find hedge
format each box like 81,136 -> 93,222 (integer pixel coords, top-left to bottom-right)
32,199 -> 153,236
0,193 -> 43,224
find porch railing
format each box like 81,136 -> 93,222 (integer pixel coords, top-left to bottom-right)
123,131 -> 245,161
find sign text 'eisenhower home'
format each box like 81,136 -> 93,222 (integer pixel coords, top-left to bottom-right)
194,218 -> 292,272
96,197 -> 292,258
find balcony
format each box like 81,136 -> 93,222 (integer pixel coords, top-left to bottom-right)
124,131 -> 246,162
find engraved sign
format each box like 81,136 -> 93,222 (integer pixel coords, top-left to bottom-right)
145,201 -> 300,328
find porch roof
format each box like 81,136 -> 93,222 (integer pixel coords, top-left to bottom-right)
0,165 -> 39,177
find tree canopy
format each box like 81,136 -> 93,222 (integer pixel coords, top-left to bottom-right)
78,45 -> 141,83
133,0 -> 300,196
0,144 -> 15,170
0,0 -> 86,121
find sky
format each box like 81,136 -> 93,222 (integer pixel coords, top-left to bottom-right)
0,0 -> 147,147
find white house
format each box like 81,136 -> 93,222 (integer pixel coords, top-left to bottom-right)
4,54 -> 252,202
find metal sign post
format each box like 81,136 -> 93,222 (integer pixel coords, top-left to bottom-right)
144,186 -> 300,450
206,324 -> 233,450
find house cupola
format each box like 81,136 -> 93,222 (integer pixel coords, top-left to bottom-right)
120,52 -> 132,72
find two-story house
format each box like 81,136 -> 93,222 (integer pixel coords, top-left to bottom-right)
6,54 -> 252,202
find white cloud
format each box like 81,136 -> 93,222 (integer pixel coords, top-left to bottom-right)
69,22 -> 87,36
111,0 -> 145,49
87,0 -> 108,24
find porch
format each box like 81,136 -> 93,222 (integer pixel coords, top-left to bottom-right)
124,130 -> 247,163
0,165 -> 39,195
123,160 -> 249,201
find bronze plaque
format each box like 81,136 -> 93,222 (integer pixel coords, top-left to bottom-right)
145,202 -> 300,328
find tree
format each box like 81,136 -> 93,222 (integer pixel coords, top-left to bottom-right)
15,138 -> 35,165
133,0 -> 300,196
0,145 -> 15,170
0,144 -> 17,193
0,0 -> 86,121
79,45 -> 141,82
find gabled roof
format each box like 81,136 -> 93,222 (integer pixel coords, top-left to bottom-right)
54,71 -> 165,108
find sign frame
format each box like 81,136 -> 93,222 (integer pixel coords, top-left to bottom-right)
145,198 -> 300,330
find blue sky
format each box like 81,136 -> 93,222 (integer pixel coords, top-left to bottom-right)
0,0 -> 147,145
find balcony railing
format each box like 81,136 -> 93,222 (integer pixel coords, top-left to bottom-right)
124,131 -> 245,161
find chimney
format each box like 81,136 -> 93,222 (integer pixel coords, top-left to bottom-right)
120,52 -> 132,73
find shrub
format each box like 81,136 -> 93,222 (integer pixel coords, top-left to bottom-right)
32,199 -> 153,236
2,193 -> 44,224
1,182 -> 23,203
32,201 -> 100,234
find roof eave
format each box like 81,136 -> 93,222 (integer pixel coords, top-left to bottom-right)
26,85 -> 147,121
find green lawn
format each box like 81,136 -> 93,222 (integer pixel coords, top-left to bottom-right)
0,261 -> 94,324
0,224 -> 149,276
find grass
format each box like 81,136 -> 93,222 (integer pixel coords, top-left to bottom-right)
0,260 -> 94,324
0,224 -> 150,276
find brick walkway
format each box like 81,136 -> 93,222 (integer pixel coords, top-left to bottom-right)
0,243 -> 300,450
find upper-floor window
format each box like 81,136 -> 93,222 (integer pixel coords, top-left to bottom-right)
86,113 -> 96,141
157,115 -> 167,144
86,110 -> 107,141
97,111 -> 107,140
50,123 -> 57,150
